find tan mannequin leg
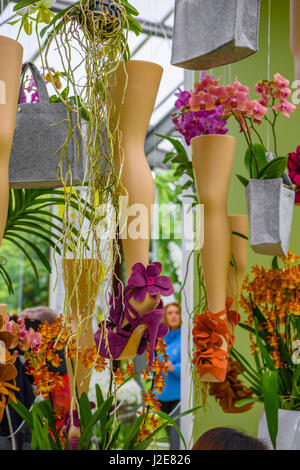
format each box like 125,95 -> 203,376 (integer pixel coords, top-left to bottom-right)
226,215 -> 248,306
110,60 -> 163,314
191,134 -> 236,382
0,304 -> 6,330
290,0 -> 300,110
191,135 -> 236,313
0,37 -> 23,245
62,258 -> 102,440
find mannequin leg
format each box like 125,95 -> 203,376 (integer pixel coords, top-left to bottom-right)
62,258 -> 102,441
110,60 -> 163,314
191,134 -> 236,382
290,0 -> 300,110
0,37 -> 23,245
226,215 -> 248,306
192,135 -> 235,313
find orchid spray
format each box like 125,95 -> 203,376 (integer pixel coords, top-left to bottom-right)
187,72 -> 296,185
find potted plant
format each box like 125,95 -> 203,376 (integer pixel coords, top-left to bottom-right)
230,251 -> 300,450
173,72 -> 297,257
6,315 -> 200,449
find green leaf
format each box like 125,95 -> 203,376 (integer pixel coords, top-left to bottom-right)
61,85 -> 69,100
254,318 -> 276,370
76,396 -> 114,450
234,397 -> 258,408
123,414 -> 145,449
36,399 -> 62,449
13,0 -> 36,11
0,263 -> 14,294
154,410 -> 187,449
258,156 -> 288,180
236,174 -> 249,187
244,143 -> 268,178
79,392 -> 93,430
262,370 -> 279,449
10,399 -> 33,429
4,235 -> 39,282
95,383 -> 104,408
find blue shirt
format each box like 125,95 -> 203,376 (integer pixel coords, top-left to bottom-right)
159,327 -> 181,402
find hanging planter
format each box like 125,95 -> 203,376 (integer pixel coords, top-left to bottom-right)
79,0 -> 122,36
171,0 -> 261,70
9,62 -> 86,189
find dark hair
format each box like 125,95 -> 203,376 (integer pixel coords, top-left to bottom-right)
192,427 -> 268,450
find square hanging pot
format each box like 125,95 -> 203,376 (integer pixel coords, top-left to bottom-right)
171,0 -> 261,70
245,178 -> 295,257
9,62 -> 87,189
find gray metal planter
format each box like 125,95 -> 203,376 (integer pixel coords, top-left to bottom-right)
9,62 -> 86,189
171,0 -> 261,70
245,178 -> 295,256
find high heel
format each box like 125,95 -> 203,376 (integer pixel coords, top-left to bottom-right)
192,306 -> 232,383
94,262 -> 173,366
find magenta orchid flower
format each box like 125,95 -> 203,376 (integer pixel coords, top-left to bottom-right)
288,146 -> 300,204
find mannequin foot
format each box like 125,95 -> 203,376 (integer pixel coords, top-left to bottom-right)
192,305 -> 232,383
94,261 -> 174,365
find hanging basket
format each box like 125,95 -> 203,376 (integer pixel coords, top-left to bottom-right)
245,177 -> 295,257
9,62 -> 86,189
171,0 -> 261,70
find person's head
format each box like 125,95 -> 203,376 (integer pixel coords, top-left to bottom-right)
163,302 -> 181,330
192,427 -> 268,450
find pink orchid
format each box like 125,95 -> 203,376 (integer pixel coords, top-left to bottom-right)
272,87 -> 291,100
245,100 -> 268,122
189,91 -> 216,111
273,73 -> 290,88
23,328 -> 42,351
272,100 -> 296,117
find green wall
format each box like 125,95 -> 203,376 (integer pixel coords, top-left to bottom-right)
192,0 -> 300,441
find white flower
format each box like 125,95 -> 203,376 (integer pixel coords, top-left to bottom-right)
88,369 -> 142,406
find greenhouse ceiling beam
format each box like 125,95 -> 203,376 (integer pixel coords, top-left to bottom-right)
145,113 -> 175,155
131,7 -> 173,56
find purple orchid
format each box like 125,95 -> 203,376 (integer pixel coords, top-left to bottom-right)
127,262 -> 174,302
288,146 -> 300,204
172,75 -> 229,146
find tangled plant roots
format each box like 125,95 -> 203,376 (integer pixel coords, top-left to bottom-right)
44,0 -> 130,414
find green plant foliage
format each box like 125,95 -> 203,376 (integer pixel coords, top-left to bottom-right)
10,383 -> 201,450
0,187 -> 93,297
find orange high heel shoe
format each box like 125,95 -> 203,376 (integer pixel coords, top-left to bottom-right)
192,306 -> 233,383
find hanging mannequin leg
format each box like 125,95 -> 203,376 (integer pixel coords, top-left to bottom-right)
290,0 -> 300,110
191,134 -> 236,382
226,215 -> 248,306
0,37 -> 22,245
110,60 -> 163,314
192,135 -> 235,313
